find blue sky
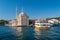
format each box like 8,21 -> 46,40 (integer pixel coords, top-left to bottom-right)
0,0 -> 60,20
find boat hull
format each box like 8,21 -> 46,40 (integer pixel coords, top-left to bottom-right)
35,25 -> 50,30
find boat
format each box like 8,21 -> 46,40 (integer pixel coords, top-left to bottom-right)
35,19 -> 52,30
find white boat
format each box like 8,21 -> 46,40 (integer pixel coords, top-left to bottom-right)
35,19 -> 53,30
35,22 -> 52,30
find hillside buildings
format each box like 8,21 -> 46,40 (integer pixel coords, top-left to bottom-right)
48,19 -> 59,24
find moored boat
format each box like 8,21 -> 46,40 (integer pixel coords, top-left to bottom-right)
35,23 -> 52,30
35,19 -> 52,30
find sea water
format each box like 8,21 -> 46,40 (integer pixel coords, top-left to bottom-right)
0,26 -> 60,40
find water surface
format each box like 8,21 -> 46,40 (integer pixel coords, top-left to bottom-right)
0,26 -> 60,40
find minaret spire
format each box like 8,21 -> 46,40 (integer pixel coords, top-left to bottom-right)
22,7 -> 24,12
16,6 -> 18,19
16,6 -> 18,26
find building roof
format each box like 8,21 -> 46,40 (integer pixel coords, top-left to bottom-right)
19,11 -> 27,16
19,8 -> 28,17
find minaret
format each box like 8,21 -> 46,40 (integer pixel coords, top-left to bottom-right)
21,7 -> 25,15
16,6 -> 18,19
16,6 -> 18,26
22,7 -> 24,12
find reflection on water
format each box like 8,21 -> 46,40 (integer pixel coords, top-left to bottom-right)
15,27 -> 34,40
0,26 -> 60,40
34,29 -> 50,40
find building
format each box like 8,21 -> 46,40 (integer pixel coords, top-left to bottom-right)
17,8 -> 29,26
8,7 -> 29,27
35,18 -> 48,23
48,19 -> 59,24
7,19 -> 17,26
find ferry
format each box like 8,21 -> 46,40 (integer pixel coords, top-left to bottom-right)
35,19 -> 53,30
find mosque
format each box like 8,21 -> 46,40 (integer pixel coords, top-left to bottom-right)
8,7 -> 29,27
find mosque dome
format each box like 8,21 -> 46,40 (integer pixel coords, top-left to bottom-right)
19,8 -> 28,16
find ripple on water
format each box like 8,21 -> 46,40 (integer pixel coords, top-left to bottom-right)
0,26 -> 60,40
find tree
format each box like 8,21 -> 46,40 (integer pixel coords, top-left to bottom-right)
0,20 -> 8,25
29,19 -> 35,25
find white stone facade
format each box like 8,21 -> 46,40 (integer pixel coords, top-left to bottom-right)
8,8 -> 29,26
16,8 -> 29,26
48,19 -> 59,24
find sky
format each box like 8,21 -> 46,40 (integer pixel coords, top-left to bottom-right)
0,0 -> 60,20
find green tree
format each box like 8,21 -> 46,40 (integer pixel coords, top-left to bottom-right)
0,20 -> 8,25
29,19 -> 35,25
